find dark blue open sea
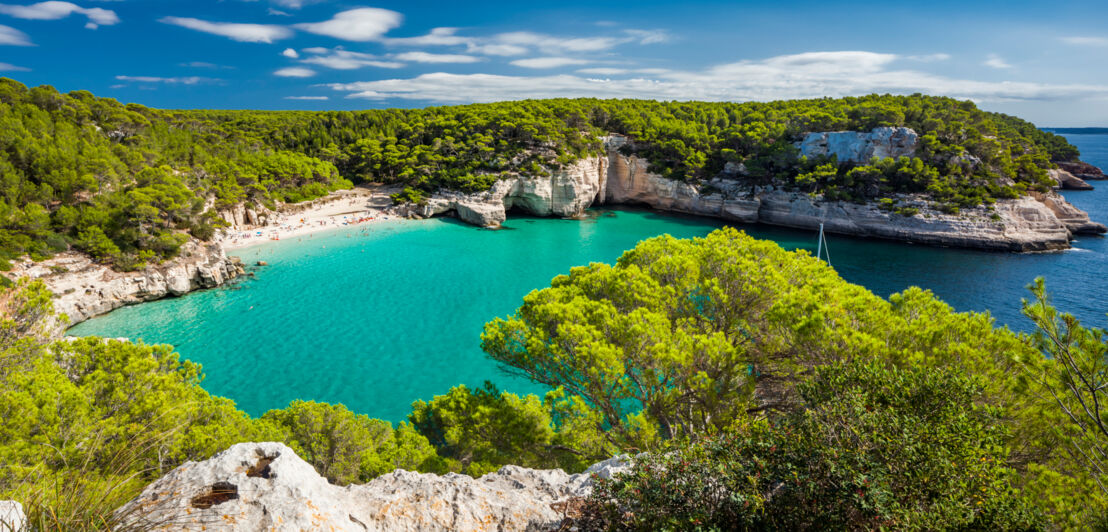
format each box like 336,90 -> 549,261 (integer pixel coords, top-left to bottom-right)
70,133 -> 1108,421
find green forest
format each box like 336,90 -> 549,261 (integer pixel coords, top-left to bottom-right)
0,78 -> 1081,271
3,228 -> 1107,529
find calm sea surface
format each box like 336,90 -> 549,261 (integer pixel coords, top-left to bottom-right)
70,133 -> 1108,421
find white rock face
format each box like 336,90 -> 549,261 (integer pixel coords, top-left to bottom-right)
116,442 -> 629,532
0,501 -> 24,532
392,157 -> 607,227
601,151 -> 1099,251
796,127 -> 919,163
8,241 -> 244,326
1048,168 -> 1094,190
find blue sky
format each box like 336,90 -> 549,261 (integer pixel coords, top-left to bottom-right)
1,0 -> 1107,125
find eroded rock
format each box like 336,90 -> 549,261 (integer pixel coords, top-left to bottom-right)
0,501 -> 24,532
115,442 -> 629,532
9,240 -> 242,326
795,127 -> 919,163
1049,168 -> 1094,190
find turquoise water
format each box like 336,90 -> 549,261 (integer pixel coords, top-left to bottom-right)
70,133 -> 1108,422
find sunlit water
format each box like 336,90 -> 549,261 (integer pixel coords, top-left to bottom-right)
70,133 -> 1108,421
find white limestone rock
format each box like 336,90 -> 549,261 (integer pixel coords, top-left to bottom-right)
0,501 -> 24,532
393,157 -> 607,227
115,442 -> 630,532
796,127 -> 919,163
8,240 -> 242,326
1048,168 -> 1094,190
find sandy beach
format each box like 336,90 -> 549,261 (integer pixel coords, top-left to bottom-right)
217,186 -> 404,251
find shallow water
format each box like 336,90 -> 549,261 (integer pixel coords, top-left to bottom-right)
70,133 -> 1108,422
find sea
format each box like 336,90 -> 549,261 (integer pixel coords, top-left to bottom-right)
69,133 -> 1108,422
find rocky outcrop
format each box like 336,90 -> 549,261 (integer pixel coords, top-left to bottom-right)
8,241 -> 244,326
391,157 -> 607,227
1057,161 -> 1107,180
399,128 -> 1105,251
796,127 -> 919,163
601,137 -> 1103,251
0,501 -> 24,532
115,442 -> 628,532
1048,168 -> 1094,190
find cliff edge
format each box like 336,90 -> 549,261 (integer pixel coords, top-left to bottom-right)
8,241 -> 244,327
394,128 -> 1105,252
114,442 -> 627,532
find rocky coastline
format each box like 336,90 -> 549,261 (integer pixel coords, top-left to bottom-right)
392,128 -> 1106,253
8,240 -> 244,327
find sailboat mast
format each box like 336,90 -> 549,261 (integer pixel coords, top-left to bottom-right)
817,222 -> 824,262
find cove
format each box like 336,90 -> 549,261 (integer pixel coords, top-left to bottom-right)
70,133 -> 1108,422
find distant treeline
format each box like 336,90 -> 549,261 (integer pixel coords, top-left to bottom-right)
0,78 -> 1083,270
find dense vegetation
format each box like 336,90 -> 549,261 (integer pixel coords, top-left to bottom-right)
0,78 -> 1083,271
480,229 -> 1108,529
0,79 -> 352,270
3,228 -> 1107,529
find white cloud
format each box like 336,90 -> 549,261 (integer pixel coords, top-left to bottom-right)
496,32 -> 621,53
984,53 -> 1012,69
0,1 -> 118,29
0,23 -> 30,45
179,61 -> 234,69
300,48 -> 404,70
160,16 -> 293,43
268,8 -> 291,17
383,27 -> 665,57
282,47 -> 299,58
577,67 -> 671,75
577,67 -> 629,75
293,7 -> 402,42
393,51 -> 480,63
623,29 -> 670,44
115,75 -> 213,85
385,27 -> 470,47
324,50 -> 1108,106
511,56 -> 591,69
906,53 -> 951,62
466,43 -> 528,56
284,95 -> 328,100
494,29 -> 668,54
270,0 -> 323,8
274,66 -> 315,77
0,61 -> 29,71
1060,36 -> 1108,46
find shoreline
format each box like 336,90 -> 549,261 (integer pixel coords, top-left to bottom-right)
217,186 -> 405,251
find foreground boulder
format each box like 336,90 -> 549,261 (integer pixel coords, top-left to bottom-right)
0,501 -> 23,532
115,442 -> 628,531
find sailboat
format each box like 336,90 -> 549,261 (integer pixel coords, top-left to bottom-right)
815,222 -> 832,266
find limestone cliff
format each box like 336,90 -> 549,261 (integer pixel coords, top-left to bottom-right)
115,442 -> 628,532
399,128 -> 1105,252
795,127 -> 919,163
1048,168 -> 1094,190
390,156 -> 607,227
8,241 -> 244,326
